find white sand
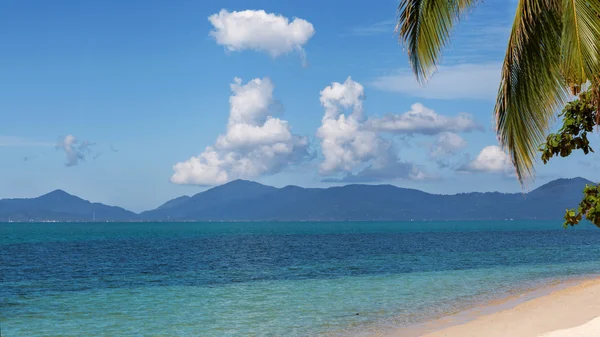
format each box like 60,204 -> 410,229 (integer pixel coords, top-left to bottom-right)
539,316 -> 600,337
380,277 -> 600,337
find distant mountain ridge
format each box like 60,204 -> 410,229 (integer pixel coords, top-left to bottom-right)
0,189 -> 136,222
0,177 -> 595,222
140,177 -> 595,221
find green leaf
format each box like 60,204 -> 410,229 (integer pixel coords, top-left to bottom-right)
561,0 -> 600,86
495,0 -> 569,183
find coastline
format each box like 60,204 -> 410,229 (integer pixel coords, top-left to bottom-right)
379,275 -> 600,337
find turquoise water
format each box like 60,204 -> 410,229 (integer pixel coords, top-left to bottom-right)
2,221 -> 600,336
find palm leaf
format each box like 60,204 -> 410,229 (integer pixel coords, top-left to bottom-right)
561,0 -> 600,89
397,0 -> 479,83
495,0 -> 569,183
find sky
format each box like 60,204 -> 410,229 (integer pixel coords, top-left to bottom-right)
1,0 -> 597,212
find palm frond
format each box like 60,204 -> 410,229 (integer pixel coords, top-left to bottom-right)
397,0 -> 479,83
495,0 -> 570,183
561,0 -> 600,89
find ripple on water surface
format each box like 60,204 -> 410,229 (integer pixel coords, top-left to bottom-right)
1,221 -> 600,336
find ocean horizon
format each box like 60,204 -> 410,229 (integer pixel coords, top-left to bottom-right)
2,221 -> 600,336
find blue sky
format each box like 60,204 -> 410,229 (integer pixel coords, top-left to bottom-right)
1,0 -> 596,212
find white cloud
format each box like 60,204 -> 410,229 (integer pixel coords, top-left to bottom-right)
208,9 -> 315,65
367,103 -> 482,135
370,63 -> 501,100
226,77 -> 277,125
317,77 -> 485,182
317,77 -> 428,182
462,145 -> 513,173
56,135 -> 93,167
319,77 -> 365,121
215,117 -> 293,150
430,132 -> 468,157
171,77 -> 309,186
317,77 -> 378,174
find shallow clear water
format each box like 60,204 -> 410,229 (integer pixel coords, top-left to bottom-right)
2,221 -> 600,336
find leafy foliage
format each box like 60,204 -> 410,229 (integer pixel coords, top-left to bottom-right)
565,184 -> 600,228
536,90 -> 599,228
540,90 -> 596,164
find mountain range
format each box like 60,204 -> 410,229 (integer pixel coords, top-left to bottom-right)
0,177 -> 595,222
0,189 -> 136,222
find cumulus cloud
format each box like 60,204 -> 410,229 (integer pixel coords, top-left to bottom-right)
171,77 -> 309,186
318,77 -> 378,174
370,63 -> 501,100
208,9 -> 315,65
430,132 -> 468,157
56,135 -> 94,167
460,145 -> 513,173
367,103 -> 482,135
317,77 -> 429,182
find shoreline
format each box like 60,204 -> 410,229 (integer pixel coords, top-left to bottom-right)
378,275 -> 600,337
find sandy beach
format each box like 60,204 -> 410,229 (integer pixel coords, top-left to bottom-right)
382,277 -> 600,337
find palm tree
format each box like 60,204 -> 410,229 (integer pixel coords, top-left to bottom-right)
396,0 -> 600,183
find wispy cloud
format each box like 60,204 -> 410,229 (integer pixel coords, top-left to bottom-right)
430,132 -> 468,158
439,3 -> 512,64
444,24 -> 511,64
0,135 -> 54,147
56,135 -> 95,167
344,19 -> 395,37
370,63 -> 501,100
367,103 -> 483,135
375,4 -> 511,101
321,161 -> 433,183
22,154 -> 45,163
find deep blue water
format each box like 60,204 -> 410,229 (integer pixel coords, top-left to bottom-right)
2,221 -> 600,336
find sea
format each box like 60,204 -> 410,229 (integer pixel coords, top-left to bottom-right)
2,221 -> 600,337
